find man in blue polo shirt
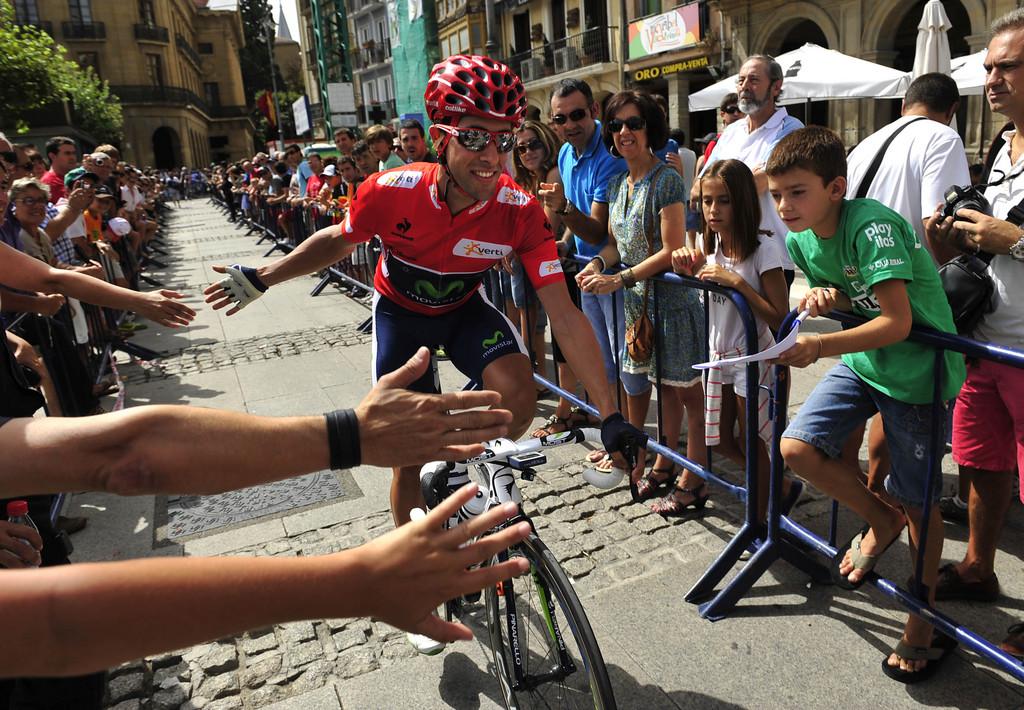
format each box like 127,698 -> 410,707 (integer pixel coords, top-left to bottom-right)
540,79 -> 627,404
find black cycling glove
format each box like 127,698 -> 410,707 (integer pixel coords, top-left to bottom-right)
600,413 -> 648,469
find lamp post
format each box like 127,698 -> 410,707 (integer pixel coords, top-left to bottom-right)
263,13 -> 284,151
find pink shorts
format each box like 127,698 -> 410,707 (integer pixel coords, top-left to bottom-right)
952,359 -> 1024,500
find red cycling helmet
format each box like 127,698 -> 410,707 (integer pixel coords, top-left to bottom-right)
424,54 -> 527,125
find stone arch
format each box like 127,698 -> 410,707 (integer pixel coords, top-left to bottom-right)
863,0 -> 989,65
750,3 -> 839,56
152,126 -> 182,169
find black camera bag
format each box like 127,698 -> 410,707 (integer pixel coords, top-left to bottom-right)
938,251 -> 995,335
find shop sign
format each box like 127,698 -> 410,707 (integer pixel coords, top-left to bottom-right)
633,55 -> 709,82
628,2 -> 702,61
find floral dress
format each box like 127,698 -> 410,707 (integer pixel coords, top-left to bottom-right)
608,164 -> 706,386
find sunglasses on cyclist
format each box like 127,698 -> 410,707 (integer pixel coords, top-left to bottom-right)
435,124 -> 516,153
722,105 -> 740,115
551,108 -> 588,125
516,139 -> 545,154
607,116 -> 647,133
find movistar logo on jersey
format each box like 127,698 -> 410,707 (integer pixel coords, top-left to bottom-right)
538,259 -> 563,277
376,170 -> 423,189
497,186 -> 531,207
414,279 -> 465,300
453,239 -> 511,259
482,330 -> 504,347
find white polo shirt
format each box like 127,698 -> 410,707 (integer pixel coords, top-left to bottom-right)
847,114 -> 970,259
702,107 -> 803,270
977,128 -> 1024,347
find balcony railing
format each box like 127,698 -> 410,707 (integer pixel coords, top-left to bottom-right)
353,40 -> 392,70
358,99 -> 397,124
134,23 -> 169,43
505,27 -> 615,84
62,21 -> 106,40
16,20 -> 54,35
208,105 -> 250,119
108,85 -> 210,115
176,34 -> 202,66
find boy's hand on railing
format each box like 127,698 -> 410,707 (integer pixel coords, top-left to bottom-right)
773,334 -> 823,368
798,287 -> 839,317
670,247 -> 705,276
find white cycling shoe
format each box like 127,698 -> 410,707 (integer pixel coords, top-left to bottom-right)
406,632 -> 446,656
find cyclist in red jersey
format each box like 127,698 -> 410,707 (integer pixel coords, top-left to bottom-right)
205,56 -> 645,528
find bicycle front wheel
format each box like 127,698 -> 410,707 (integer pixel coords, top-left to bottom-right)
485,533 -> 616,710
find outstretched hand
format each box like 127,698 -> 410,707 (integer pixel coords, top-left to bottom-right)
356,347 -> 514,465
353,483 -> 531,641
136,290 -> 196,327
204,264 -> 266,316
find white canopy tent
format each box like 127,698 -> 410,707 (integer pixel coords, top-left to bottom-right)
951,49 -> 986,96
687,43 -> 911,112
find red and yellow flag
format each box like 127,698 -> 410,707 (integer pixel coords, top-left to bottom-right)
257,90 -> 277,127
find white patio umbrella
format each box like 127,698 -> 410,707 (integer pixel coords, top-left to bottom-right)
687,43 -> 910,112
951,49 -> 986,96
913,0 -> 953,77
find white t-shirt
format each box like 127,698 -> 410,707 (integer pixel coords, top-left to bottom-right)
702,108 -> 803,270
677,146 -> 697,197
976,129 -> 1024,347
706,233 -> 784,354
120,185 -> 137,211
847,114 -> 970,258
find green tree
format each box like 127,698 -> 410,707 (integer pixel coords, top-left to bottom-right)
0,1 -> 122,142
238,0 -> 276,97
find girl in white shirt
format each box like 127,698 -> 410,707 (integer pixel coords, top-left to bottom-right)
671,158 -> 796,520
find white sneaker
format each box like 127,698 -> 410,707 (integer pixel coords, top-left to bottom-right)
406,632 -> 446,656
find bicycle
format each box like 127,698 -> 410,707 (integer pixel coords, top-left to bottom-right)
420,427 -> 622,710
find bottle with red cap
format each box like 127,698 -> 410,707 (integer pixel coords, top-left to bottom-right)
6,500 -> 41,568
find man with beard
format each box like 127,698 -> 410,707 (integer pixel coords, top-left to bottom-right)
695,55 -> 802,288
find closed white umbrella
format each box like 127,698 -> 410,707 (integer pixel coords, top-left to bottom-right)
951,49 -> 986,95
913,0 -> 953,77
687,43 -> 910,112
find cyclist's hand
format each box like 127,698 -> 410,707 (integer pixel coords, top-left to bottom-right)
357,347 -> 514,465
600,412 -> 648,480
353,483 -> 530,642
204,264 -> 268,315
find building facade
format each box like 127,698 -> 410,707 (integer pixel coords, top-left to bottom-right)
12,0 -> 254,167
349,0 -> 396,127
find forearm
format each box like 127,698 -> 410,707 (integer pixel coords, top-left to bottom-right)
257,226 -> 355,287
733,280 -> 785,331
44,207 -> 81,240
549,310 -> 617,418
3,554 -> 360,676
819,314 -> 909,358
630,249 -> 672,282
0,290 -> 51,314
0,406 -> 329,498
562,210 -> 608,245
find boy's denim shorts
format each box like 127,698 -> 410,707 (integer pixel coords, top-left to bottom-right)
783,362 -> 946,510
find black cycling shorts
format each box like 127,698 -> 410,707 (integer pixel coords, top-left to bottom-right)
372,291 -> 527,393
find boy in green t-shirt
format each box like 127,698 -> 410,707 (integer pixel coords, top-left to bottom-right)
766,127 -> 966,683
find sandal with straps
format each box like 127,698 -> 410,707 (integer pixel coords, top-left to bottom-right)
650,482 -> 709,518
531,413 -> 571,439
635,466 -> 678,502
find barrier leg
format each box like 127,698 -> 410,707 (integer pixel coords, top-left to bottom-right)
357,316 -> 373,334
114,339 -> 162,361
310,272 -> 334,296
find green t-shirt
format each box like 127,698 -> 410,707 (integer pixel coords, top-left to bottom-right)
786,199 -> 966,404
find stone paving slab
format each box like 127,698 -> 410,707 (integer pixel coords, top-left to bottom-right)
72,202 -> 1024,708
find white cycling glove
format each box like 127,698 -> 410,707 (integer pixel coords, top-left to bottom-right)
215,264 -> 268,311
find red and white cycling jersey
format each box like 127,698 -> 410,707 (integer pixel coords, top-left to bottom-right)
341,163 -> 563,315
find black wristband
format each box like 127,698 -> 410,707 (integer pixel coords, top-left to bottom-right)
325,408 -> 361,470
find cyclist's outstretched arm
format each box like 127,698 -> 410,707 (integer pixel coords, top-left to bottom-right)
0,485 -> 530,677
204,223 -> 358,314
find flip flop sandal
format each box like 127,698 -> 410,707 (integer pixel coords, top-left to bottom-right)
531,414 -> 571,439
650,483 -> 709,518
831,522 -> 905,590
586,449 -> 608,464
881,633 -> 958,684
635,466 -> 678,502
593,455 -> 617,474
999,622 -> 1024,660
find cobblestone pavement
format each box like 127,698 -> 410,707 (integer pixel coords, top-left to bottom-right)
103,451 -> 830,709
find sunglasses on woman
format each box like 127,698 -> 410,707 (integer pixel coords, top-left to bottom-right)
551,108 -> 588,125
435,124 -> 516,153
722,105 -> 740,115
607,116 -> 646,133
516,139 -> 545,154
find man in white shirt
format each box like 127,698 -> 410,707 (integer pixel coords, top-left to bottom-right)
696,55 -> 803,286
925,8 -> 1024,661
848,72 -> 970,262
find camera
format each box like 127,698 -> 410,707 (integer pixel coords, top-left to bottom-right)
942,184 -> 990,220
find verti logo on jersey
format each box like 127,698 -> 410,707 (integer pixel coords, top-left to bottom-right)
453,239 -> 512,259
497,186 -> 531,207
538,259 -> 563,277
376,170 -> 423,189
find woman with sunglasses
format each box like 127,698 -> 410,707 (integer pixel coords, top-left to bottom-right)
577,91 -> 709,516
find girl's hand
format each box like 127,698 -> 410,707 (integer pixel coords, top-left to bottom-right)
799,287 -> 838,317
578,272 -> 621,295
697,264 -> 741,289
671,247 -> 705,276
772,334 -> 822,368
